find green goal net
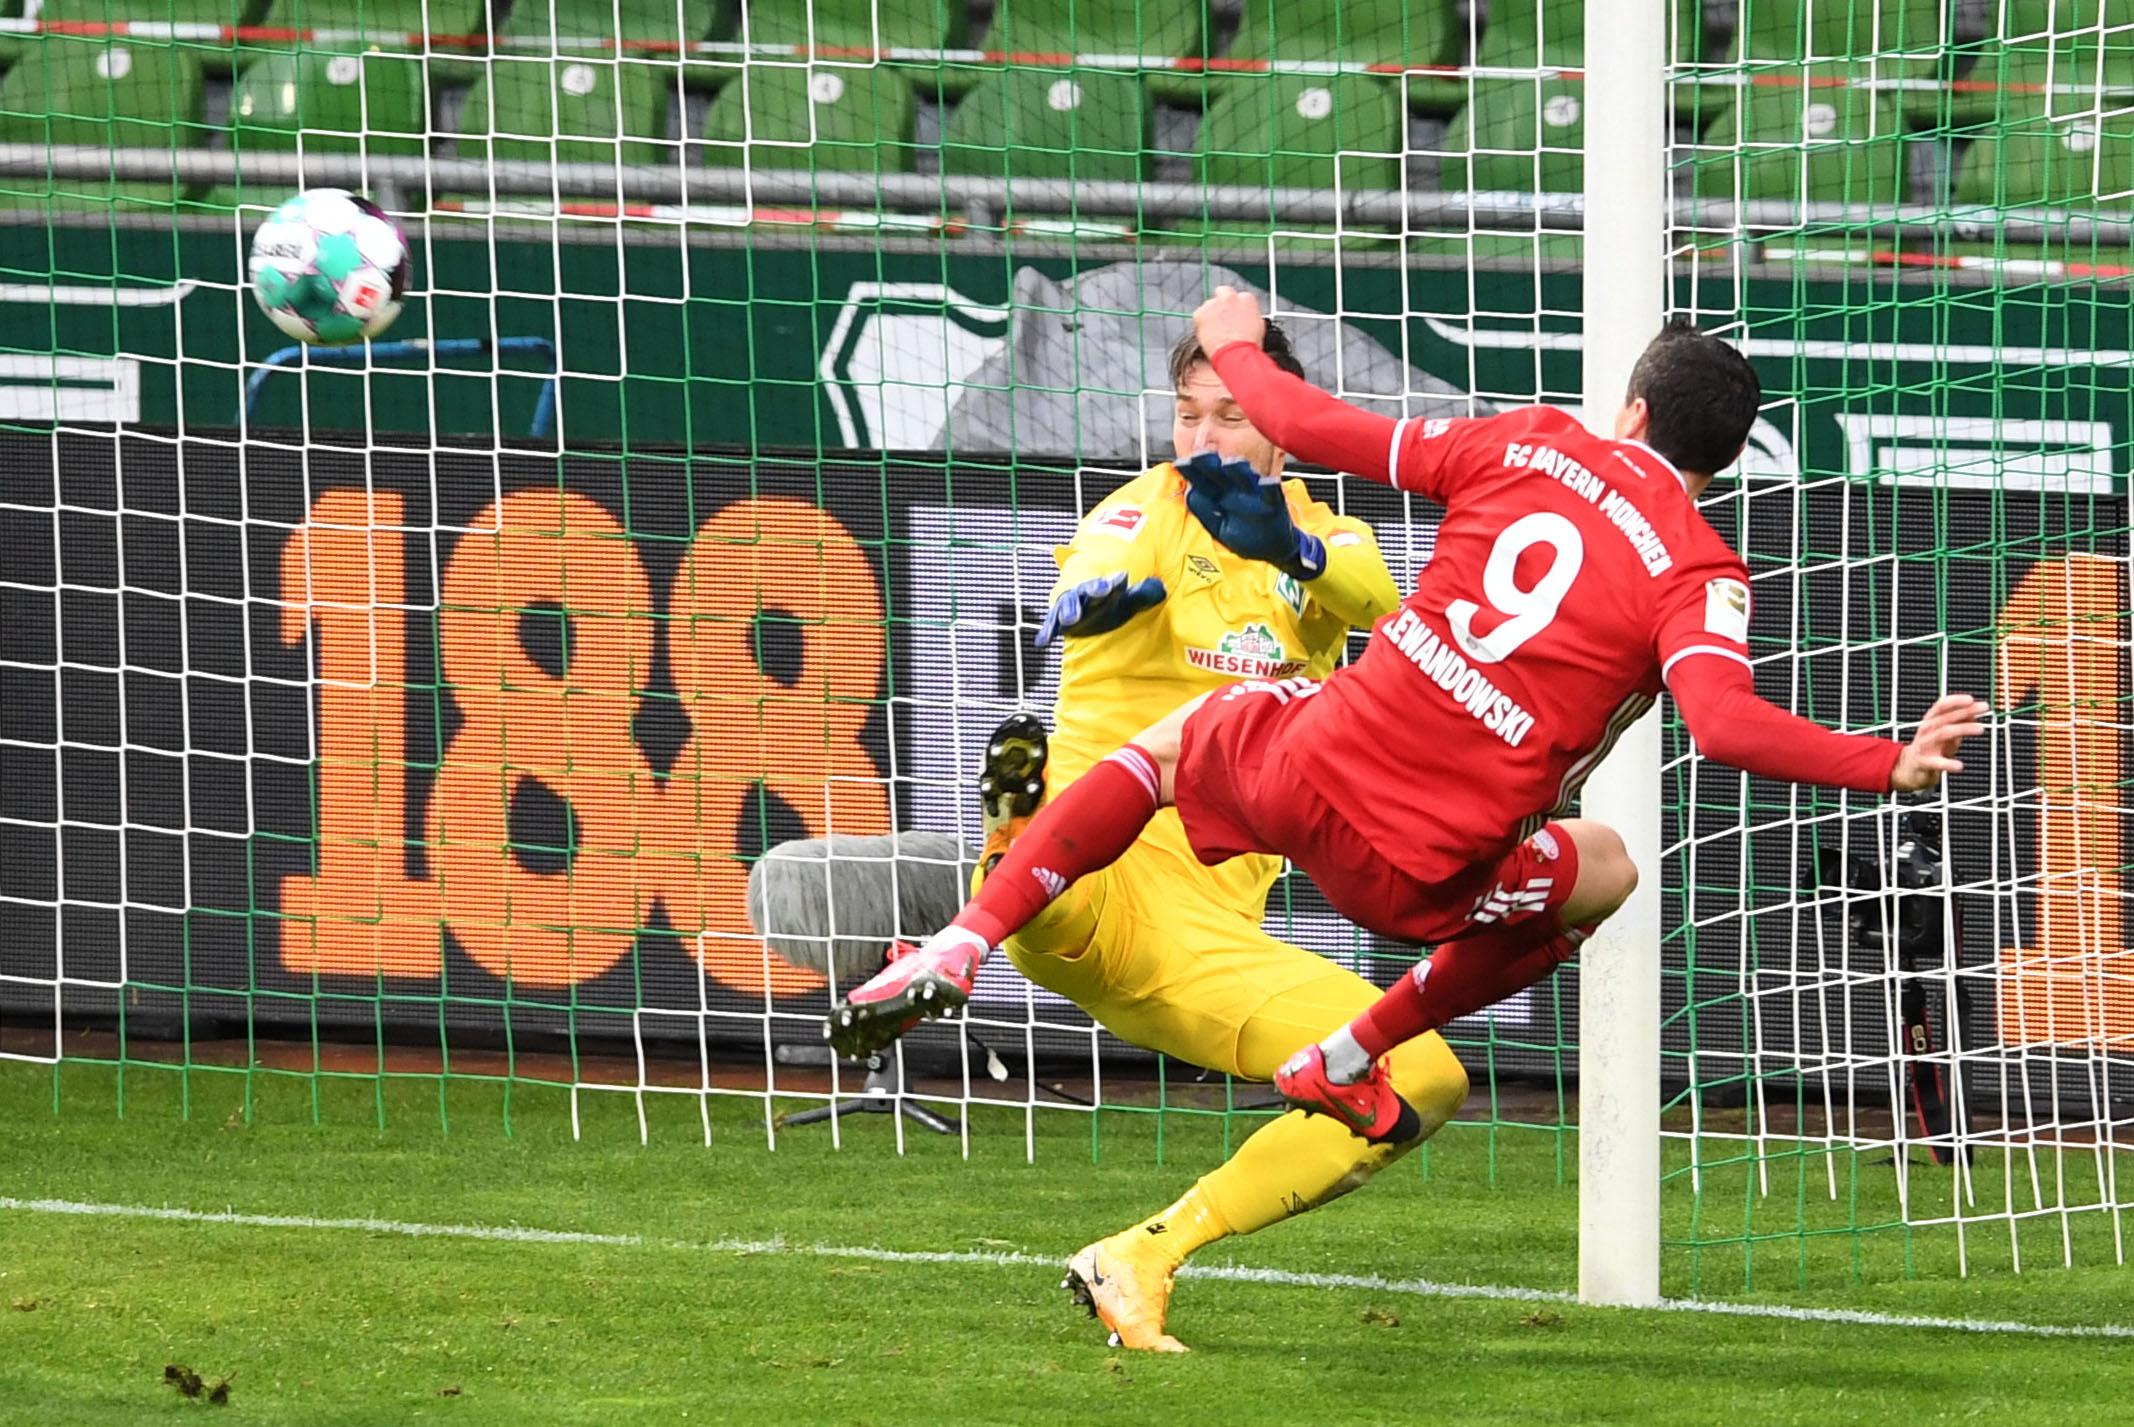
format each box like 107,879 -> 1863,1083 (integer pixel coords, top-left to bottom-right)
0,0 -> 2126,1297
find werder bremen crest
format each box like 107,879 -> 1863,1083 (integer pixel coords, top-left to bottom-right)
1274,573 -> 1306,614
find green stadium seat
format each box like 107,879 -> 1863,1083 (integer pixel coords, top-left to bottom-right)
253,0 -> 491,79
501,0 -> 723,52
1430,0 -> 1711,253
739,0 -> 964,48
1954,100 -> 2134,205
1948,0 -> 2134,128
1188,73 -> 1402,248
1438,77 -> 1586,193
1438,0 -> 1714,188
1693,78 -> 1911,204
457,57 -> 673,169
1731,0 -> 1950,62
1469,0 -> 1582,68
1197,72 -> 1402,188
36,0 -> 264,74
1945,0 -> 2134,204
940,68 -> 1147,183
986,0 -> 1208,103
1467,0 -> 1715,123
0,37 -> 208,208
203,51 -> 427,213
1437,0 -> 1580,190
1227,0 -> 1461,113
986,0 -> 1203,60
499,0 -> 729,90
733,0 -> 966,90
700,64 -> 917,175
1708,0 -> 1951,138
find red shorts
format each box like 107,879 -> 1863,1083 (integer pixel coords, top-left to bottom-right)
1174,677 -> 1578,945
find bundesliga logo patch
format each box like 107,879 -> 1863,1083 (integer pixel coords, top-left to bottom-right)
1093,504 -> 1146,541
1704,578 -> 1751,642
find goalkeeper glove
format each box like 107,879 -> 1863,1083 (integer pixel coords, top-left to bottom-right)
1036,571 -> 1168,648
1179,451 -> 1326,581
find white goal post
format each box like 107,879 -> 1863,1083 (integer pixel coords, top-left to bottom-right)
1578,0 -> 1671,1307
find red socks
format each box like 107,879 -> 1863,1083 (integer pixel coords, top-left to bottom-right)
1349,916 -> 1595,1059
951,744 -> 1162,948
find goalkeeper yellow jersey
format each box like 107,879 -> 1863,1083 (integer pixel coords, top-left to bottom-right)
1047,461 -> 1395,919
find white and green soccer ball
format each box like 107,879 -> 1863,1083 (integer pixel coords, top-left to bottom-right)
247,189 -> 411,346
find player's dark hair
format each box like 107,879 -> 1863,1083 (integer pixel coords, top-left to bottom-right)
1624,318 -> 1762,476
1169,317 -> 1305,391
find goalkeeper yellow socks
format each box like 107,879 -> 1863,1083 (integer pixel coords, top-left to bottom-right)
1193,1109 -> 1411,1238
1127,1185 -> 1233,1270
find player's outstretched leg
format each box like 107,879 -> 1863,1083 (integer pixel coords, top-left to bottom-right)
976,712 -> 1048,885
1282,921 -> 1590,1123
1066,979 -> 1468,1351
825,740 -> 1167,1055
821,935 -> 985,1057
1063,1236 -> 1190,1353
820,715 -> 1053,1057
1280,820 -> 1635,1119
1271,1042 -> 1423,1142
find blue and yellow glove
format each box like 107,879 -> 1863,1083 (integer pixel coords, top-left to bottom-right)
1036,571 -> 1168,648
1179,451 -> 1326,581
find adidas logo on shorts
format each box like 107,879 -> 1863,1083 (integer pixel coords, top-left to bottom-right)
1470,876 -> 1554,925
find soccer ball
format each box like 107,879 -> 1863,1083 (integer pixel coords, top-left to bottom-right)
248,189 -> 411,346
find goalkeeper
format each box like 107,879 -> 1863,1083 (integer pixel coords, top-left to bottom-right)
828,323 -> 1471,1352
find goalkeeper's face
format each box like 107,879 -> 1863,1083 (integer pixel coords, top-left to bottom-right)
1171,362 -> 1284,477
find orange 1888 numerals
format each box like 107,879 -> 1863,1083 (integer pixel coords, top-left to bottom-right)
1994,553 -> 2134,1046
276,487 -> 889,995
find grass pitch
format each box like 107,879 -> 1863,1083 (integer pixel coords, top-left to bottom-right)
1,1058 -> 2128,1425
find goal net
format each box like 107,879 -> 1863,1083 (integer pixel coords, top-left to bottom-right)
0,0 -> 2125,1290
1669,0 -> 2134,1286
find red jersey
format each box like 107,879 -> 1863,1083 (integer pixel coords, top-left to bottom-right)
1209,344 -> 1902,885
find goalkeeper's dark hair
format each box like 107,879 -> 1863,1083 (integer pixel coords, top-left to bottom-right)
1169,317 -> 1304,390
1625,318 -> 1762,476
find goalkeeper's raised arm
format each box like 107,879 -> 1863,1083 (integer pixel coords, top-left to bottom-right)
1038,326 -> 1399,645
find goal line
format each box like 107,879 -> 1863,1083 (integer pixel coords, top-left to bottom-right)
4,1196 -> 2126,1342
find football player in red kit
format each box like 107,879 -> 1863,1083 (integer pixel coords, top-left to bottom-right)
866,291 -> 1990,1142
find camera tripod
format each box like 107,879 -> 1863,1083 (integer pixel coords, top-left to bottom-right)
776,1047 -> 960,1136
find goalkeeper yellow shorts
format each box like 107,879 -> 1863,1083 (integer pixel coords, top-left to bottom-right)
1001,835 -> 1429,1081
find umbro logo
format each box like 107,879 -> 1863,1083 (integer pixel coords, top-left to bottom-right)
1145,1222 -> 1168,1235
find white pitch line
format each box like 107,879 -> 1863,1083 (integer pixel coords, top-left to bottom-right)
7,1197 -> 2130,1341
705,1239 -> 2134,1339
0,1196 -> 641,1247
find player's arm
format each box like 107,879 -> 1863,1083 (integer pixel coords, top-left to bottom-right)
1660,574 -> 1987,793
1038,504 -> 1168,648
1195,286 -> 1488,503
1286,489 -> 1401,630
1667,654 -> 1904,790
